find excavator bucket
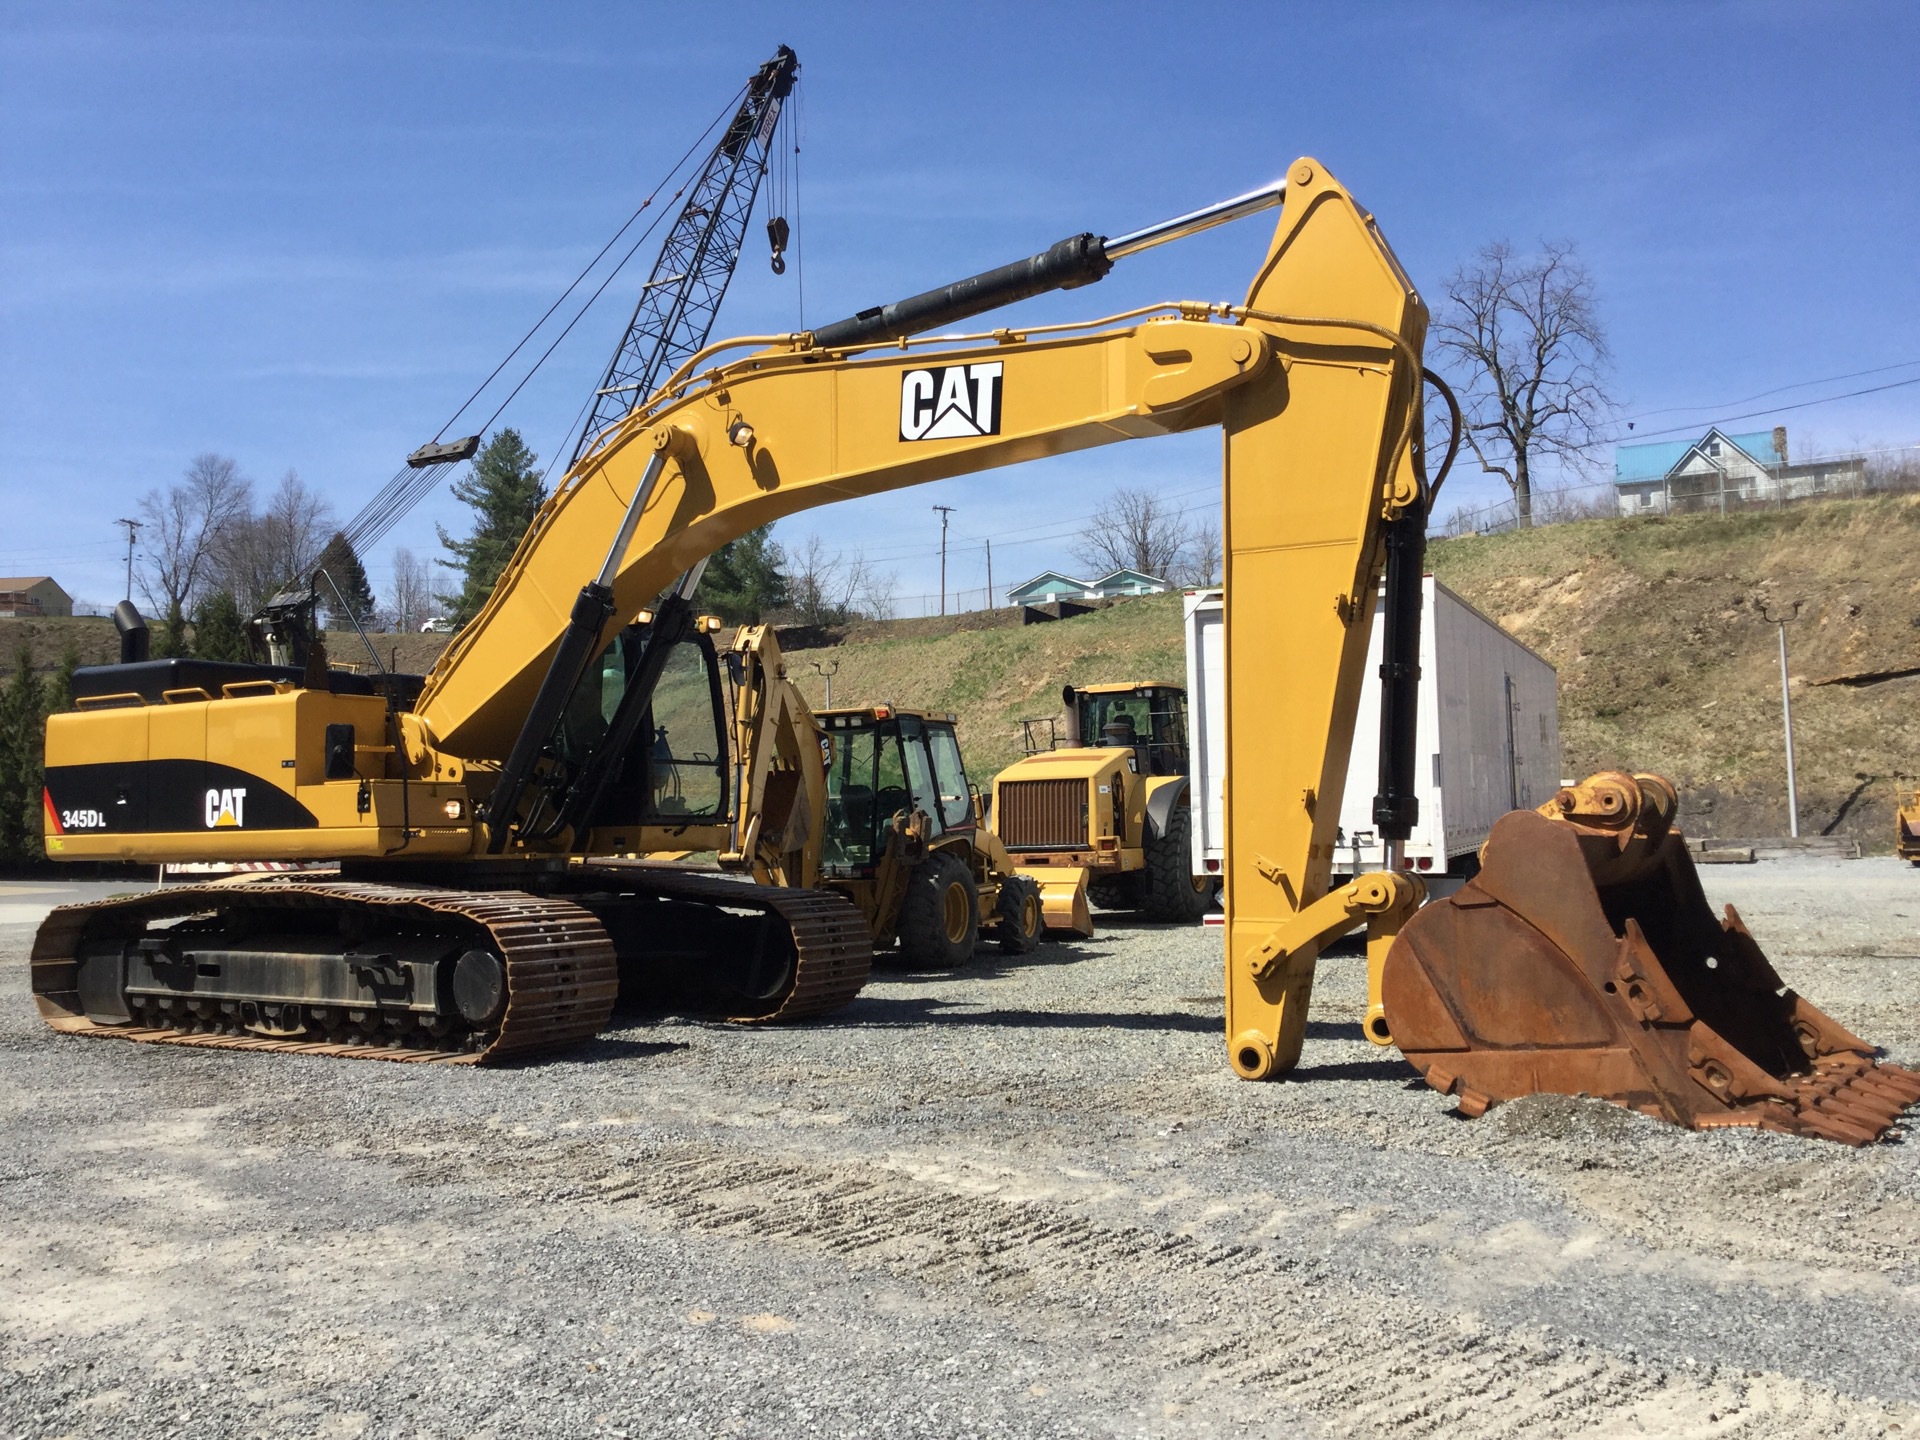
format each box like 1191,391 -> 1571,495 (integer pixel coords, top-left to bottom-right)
1382,772 -> 1920,1145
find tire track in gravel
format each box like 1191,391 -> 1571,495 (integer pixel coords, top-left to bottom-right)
397,1132 -> 1901,1440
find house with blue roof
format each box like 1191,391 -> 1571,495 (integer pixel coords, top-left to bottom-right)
1006,567 -> 1171,607
1615,425 -> 1863,515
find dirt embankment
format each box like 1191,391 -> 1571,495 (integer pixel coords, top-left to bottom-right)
1430,494 -> 1920,847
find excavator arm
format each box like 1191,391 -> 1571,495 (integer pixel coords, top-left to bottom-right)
716,623 -> 825,891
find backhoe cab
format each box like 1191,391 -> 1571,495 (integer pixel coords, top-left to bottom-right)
993,681 -> 1209,925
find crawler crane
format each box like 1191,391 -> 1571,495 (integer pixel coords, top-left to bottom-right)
35,159 -> 1920,1142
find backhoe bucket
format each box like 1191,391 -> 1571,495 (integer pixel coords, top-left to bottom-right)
1381,772 -> 1920,1145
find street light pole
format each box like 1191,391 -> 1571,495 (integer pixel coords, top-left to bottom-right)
1760,600 -> 1803,838
933,504 -> 956,616
810,658 -> 839,708
115,518 -> 142,601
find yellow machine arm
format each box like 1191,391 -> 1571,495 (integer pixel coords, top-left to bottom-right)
407,157 -> 1428,1077
716,623 -> 825,891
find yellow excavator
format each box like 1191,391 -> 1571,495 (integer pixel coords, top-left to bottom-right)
994,680 -> 1206,927
34,158 -> 1920,1142
718,624 -> 1046,964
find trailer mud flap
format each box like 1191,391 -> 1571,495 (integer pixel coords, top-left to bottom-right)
1380,772 -> 1920,1144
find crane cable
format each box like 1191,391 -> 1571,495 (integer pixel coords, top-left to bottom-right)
336,79 -> 753,560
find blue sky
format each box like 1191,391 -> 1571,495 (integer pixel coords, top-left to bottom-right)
5,1 -> 1918,614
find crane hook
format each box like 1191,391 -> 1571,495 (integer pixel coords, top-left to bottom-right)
767,215 -> 790,275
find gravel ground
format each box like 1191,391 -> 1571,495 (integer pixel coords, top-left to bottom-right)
4,859 -> 1920,1438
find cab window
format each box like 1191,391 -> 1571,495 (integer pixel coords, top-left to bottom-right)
897,718 -> 944,836
925,725 -> 974,830
824,726 -> 879,868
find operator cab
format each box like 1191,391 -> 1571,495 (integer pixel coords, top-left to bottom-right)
1068,683 -> 1189,777
816,707 -> 976,878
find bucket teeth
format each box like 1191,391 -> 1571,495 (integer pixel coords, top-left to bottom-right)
1380,772 -> 1919,1145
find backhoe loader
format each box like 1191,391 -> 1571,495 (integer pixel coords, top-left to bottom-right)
715,623 -> 1048,964
34,158 -> 1919,1142
994,681 -> 1207,924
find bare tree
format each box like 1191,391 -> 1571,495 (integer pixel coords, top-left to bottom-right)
137,453 -> 253,626
787,535 -> 868,627
211,469 -> 335,612
1071,485 -> 1189,580
1181,516 -> 1221,587
858,564 -> 900,621
1431,240 -> 1612,528
387,547 -> 432,632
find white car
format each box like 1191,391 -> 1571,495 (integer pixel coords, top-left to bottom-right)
419,616 -> 453,634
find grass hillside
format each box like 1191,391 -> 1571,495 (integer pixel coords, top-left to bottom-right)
778,592 -> 1192,783
783,493 -> 1920,850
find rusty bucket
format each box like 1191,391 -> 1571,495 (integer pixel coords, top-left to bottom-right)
1381,772 -> 1920,1144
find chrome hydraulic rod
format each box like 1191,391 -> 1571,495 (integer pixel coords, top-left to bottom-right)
808,181 -> 1287,349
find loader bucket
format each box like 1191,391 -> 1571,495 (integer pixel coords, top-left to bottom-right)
1019,865 -> 1094,937
1381,772 -> 1920,1144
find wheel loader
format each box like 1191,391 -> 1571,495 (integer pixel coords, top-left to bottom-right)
32,156 -> 1919,1142
993,681 -> 1207,927
714,623 -> 1046,965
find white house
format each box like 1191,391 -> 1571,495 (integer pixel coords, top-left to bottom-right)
1615,426 -> 1864,515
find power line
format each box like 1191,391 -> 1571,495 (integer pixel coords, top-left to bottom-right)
1604,373 -> 1920,446
1617,358 -> 1920,426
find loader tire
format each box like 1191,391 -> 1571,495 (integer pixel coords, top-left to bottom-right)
1088,873 -> 1145,911
1142,805 -> 1212,922
897,852 -> 979,968
993,874 -> 1044,954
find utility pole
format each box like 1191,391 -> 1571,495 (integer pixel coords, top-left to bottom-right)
1760,600 -> 1803,838
115,518 -> 141,601
933,504 -> 956,616
810,657 -> 839,708
985,538 -> 993,612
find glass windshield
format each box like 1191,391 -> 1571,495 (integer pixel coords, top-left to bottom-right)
824,726 -> 879,868
642,636 -> 726,821
1078,689 -> 1187,776
899,720 -> 943,837
925,724 -> 973,829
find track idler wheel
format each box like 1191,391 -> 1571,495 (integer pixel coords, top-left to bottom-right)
1381,771 -> 1920,1144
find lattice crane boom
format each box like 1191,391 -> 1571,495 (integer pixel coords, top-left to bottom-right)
574,44 -> 799,464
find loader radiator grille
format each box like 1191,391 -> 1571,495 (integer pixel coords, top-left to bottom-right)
996,779 -> 1088,850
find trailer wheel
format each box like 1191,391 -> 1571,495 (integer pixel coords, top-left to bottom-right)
898,852 -> 979,968
993,874 -> 1044,954
1142,806 -> 1212,922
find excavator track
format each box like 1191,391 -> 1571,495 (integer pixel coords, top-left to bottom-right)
31,880 -> 618,1066
581,861 -> 872,1023
30,868 -> 871,1067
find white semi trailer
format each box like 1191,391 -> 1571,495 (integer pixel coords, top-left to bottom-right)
1184,578 -> 1560,894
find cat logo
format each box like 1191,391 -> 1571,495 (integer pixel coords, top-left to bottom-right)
899,361 -> 1002,441
204,787 -> 248,828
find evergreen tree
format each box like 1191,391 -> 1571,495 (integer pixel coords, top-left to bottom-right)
437,429 -> 546,626
192,591 -> 253,662
316,530 -> 378,627
50,642 -> 81,711
700,525 -> 792,625
0,644 -> 46,864
151,598 -> 190,658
